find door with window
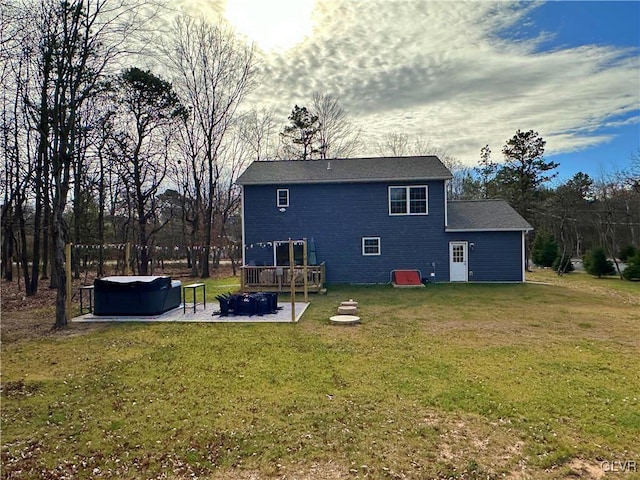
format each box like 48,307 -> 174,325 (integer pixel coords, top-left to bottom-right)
449,242 -> 468,282
274,241 -> 304,266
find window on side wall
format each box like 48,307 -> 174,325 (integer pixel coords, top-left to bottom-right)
277,189 -> 289,208
389,185 -> 428,215
362,237 -> 381,256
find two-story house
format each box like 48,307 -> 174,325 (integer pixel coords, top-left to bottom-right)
237,156 -> 532,285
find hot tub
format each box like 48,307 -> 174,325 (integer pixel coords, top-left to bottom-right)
93,276 -> 181,316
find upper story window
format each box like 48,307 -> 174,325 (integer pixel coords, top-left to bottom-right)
389,185 -> 428,215
277,189 -> 289,208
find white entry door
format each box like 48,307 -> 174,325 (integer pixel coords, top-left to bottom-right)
449,242 -> 468,282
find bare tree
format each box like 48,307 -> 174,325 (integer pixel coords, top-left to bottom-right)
213,122 -> 252,271
164,14 -> 255,278
109,67 -> 187,275
311,92 -> 361,159
1,37 -> 24,284
374,132 -> 411,157
173,109 -> 206,276
440,155 -> 473,200
2,0 -> 161,327
1,2 -> 38,290
592,168 -> 640,277
543,173 -> 593,274
630,148 -> 640,181
239,107 -> 278,161
374,132 -> 469,198
625,149 -> 640,247
478,144 -> 497,199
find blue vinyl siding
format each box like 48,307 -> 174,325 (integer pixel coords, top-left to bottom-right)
446,231 -> 524,282
243,181 -> 526,283
243,181 -> 450,283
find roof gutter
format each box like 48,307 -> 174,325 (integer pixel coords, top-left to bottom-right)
237,175 -> 454,186
445,227 -> 534,232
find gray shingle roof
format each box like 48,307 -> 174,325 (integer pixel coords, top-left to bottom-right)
236,156 -> 453,185
447,200 -> 532,231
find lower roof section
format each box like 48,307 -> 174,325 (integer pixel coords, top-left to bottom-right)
446,200 -> 532,232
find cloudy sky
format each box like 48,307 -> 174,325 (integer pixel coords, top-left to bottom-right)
180,0 -> 639,181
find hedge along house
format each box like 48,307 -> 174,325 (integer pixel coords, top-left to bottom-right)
236,156 -> 532,286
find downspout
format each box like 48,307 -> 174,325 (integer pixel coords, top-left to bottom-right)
444,179 -> 449,227
521,230 -> 526,282
241,185 -> 246,267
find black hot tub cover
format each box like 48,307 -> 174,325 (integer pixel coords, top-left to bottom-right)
93,275 -> 181,316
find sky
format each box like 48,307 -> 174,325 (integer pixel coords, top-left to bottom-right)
178,0 -> 640,183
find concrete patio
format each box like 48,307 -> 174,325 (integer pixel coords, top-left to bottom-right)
72,302 -> 310,323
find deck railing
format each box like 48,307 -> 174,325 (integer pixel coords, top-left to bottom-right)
240,263 -> 326,293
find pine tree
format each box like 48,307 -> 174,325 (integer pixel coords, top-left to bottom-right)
622,253 -> 640,281
583,247 -> 616,278
552,254 -> 574,273
280,105 -> 320,160
531,232 -> 558,267
498,129 -> 559,222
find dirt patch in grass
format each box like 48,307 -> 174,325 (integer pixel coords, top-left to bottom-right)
565,459 -> 606,479
1,275 -> 112,343
210,462 -> 352,479
0,307 -> 107,344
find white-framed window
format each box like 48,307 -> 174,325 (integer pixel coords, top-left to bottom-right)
389,185 -> 428,215
362,237 -> 381,256
277,189 -> 289,207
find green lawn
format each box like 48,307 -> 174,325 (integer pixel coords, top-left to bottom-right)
1,271 -> 639,479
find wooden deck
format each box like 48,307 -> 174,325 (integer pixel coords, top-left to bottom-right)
240,263 -> 326,293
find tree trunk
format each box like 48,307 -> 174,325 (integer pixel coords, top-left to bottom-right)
97,154 -> 105,277
41,201 -> 51,279
53,210 -> 68,328
49,230 -> 58,289
201,206 -> 212,278
137,224 -> 148,275
625,199 -> 636,247
2,206 -> 14,281
201,191 -> 213,278
201,245 -> 210,278
72,156 -> 82,279
190,248 -> 199,277
15,197 -> 33,295
51,214 -> 69,309
30,157 -> 44,294
97,229 -> 104,277
29,74 -> 50,293
188,216 -> 199,276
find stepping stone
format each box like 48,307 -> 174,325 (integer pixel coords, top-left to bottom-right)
329,315 -> 360,325
341,299 -> 358,307
337,305 -> 357,315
